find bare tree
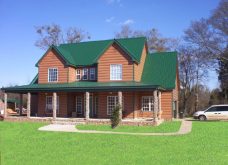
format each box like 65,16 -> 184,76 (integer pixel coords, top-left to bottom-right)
35,24 -> 90,50
115,25 -> 179,52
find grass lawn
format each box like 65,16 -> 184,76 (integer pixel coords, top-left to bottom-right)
1,121 -> 228,165
76,121 -> 181,133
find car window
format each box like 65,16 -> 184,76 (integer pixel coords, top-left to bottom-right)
217,106 -> 228,112
206,107 -> 219,112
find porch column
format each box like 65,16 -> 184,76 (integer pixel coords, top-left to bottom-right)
85,92 -> 90,120
158,91 -> 162,120
19,94 -> 23,116
53,92 -> 57,120
118,91 -> 122,120
153,90 -> 158,122
176,101 -> 179,119
133,92 -> 137,119
4,93 -> 7,118
27,92 -> 31,118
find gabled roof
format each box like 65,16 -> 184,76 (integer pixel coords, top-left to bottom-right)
141,51 -> 178,89
36,37 -> 146,67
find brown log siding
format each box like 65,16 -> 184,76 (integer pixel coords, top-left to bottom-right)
161,91 -> 173,120
97,44 -> 134,82
134,45 -> 147,82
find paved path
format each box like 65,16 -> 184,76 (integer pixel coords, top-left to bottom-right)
38,120 -> 192,136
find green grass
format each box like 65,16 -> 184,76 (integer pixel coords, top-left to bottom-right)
76,121 -> 181,133
1,121 -> 228,165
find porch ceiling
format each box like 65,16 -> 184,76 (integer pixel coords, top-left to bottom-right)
1,81 -> 164,93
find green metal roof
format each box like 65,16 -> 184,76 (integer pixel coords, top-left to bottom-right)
141,51 -> 177,89
2,81 -> 162,93
36,37 -> 146,67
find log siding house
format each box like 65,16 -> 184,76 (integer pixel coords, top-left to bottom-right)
2,37 -> 179,121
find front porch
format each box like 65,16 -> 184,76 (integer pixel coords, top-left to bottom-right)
3,91 -> 162,119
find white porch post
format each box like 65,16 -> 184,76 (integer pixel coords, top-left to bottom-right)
118,91 -> 123,120
85,92 -> 90,120
4,93 -> 7,118
27,92 -> 31,118
158,91 -> 162,120
153,90 -> 158,122
53,92 -> 57,120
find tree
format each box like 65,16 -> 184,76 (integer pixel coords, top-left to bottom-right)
110,105 -> 121,128
115,25 -> 179,52
35,24 -> 90,50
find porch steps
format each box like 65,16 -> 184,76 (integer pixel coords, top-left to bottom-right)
52,118 -> 86,125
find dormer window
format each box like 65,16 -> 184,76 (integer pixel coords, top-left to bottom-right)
76,69 -> 81,80
48,68 -> 58,82
90,68 -> 96,80
82,68 -> 88,80
110,64 -> 122,80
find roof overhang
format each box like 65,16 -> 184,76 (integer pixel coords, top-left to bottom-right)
1,83 -> 165,94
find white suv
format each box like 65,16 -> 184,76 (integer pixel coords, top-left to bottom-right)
193,105 -> 228,121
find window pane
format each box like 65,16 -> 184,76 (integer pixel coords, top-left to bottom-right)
76,69 -> 81,80
142,96 -> 154,111
107,96 -> 118,115
110,64 -> 122,80
82,68 -> 88,80
90,68 -> 96,80
48,68 -> 58,82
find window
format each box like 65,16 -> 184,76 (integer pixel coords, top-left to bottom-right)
76,96 -> 82,114
206,107 -> 219,112
76,69 -> 81,80
110,64 -> 122,80
82,68 -> 88,80
107,96 -> 124,115
142,96 -> 154,111
48,68 -> 58,82
90,68 -> 96,80
45,96 -> 59,113
107,96 -> 118,115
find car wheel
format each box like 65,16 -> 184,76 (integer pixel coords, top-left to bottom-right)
199,115 -> 206,121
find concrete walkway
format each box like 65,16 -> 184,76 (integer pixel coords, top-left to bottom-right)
38,120 -> 192,136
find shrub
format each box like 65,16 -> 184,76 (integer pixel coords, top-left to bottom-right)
0,115 -> 4,121
110,105 -> 121,129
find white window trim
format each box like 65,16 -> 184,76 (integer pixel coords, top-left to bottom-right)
110,64 -> 122,80
48,68 -> 58,82
45,96 -> 59,113
89,68 -> 96,80
76,96 -> 83,114
76,69 -> 81,81
141,96 -> 154,112
82,68 -> 88,80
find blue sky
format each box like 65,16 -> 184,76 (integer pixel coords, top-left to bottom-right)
0,0 -> 220,89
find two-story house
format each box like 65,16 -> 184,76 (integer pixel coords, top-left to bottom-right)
2,37 -> 179,122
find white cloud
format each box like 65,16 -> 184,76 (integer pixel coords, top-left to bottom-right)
105,17 -> 115,23
122,19 -> 135,26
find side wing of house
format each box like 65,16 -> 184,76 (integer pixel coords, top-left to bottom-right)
37,48 -> 76,84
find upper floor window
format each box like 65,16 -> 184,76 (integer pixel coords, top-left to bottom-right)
48,68 -> 58,82
76,69 -> 81,80
82,68 -> 88,80
90,68 -> 96,80
110,64 -> 122,80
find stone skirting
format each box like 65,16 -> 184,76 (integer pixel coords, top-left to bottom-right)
3,117 -> 163,126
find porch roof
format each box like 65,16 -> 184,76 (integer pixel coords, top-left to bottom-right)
2,81 -> 164,93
